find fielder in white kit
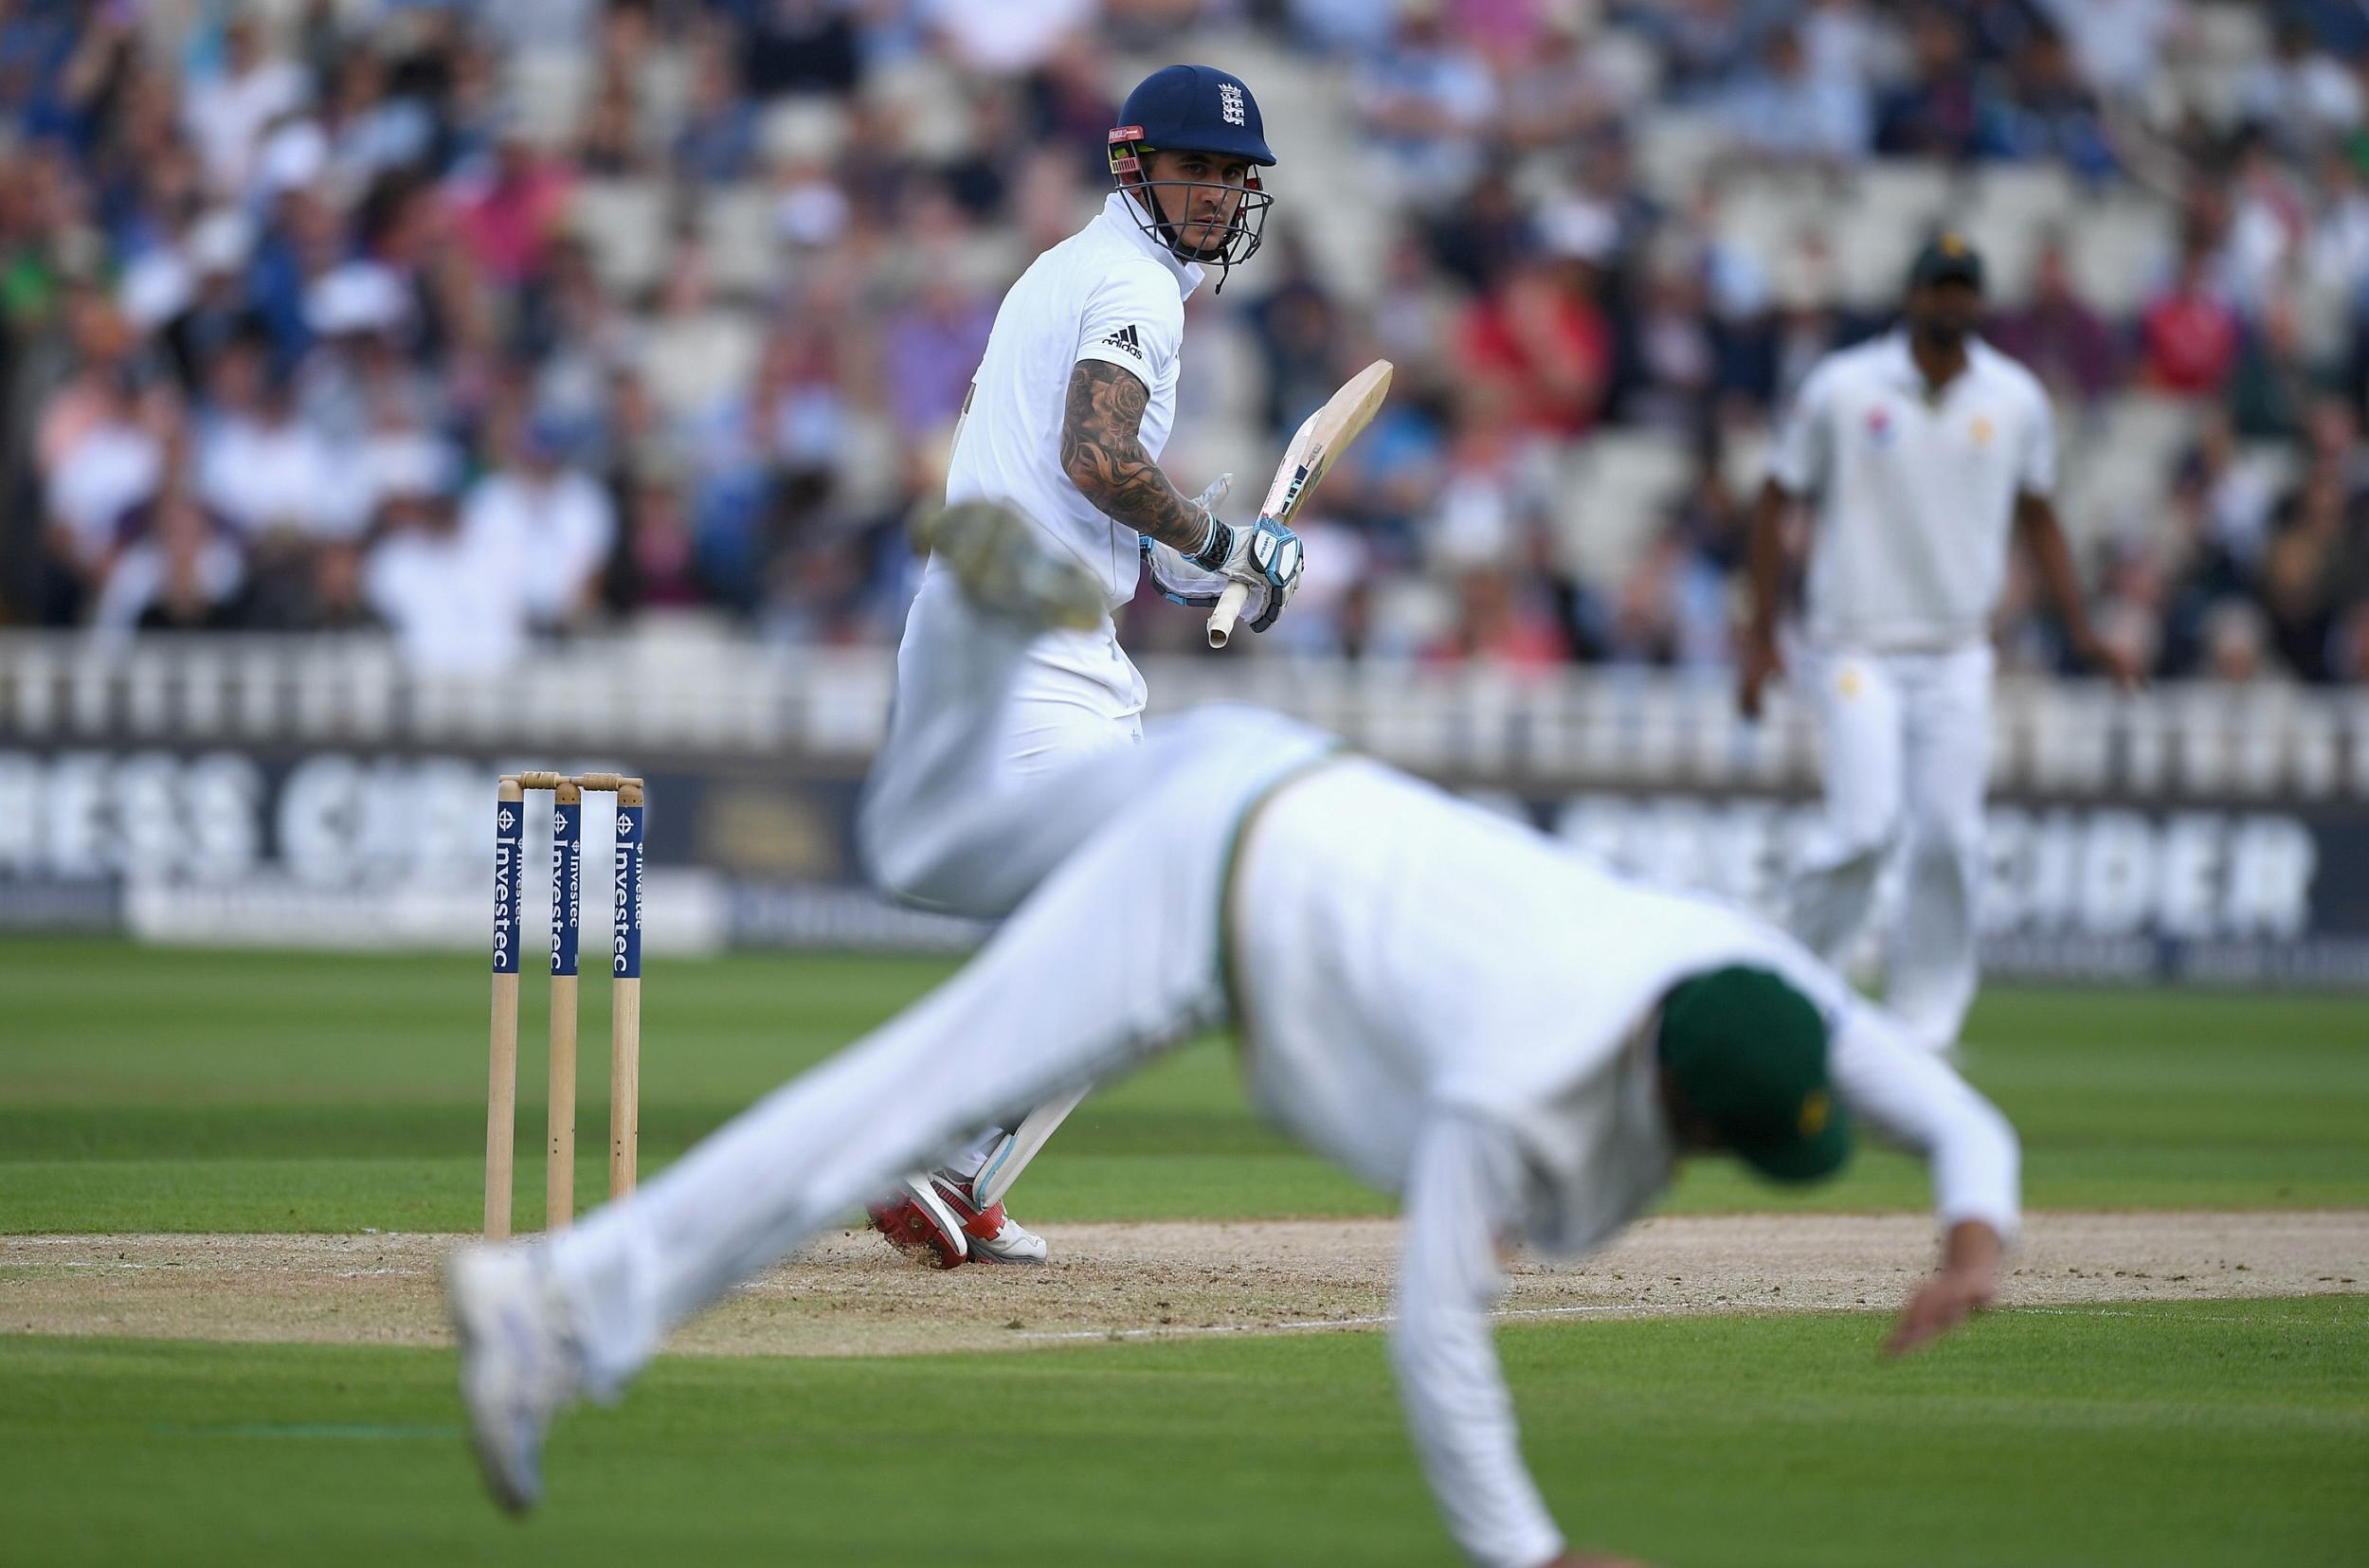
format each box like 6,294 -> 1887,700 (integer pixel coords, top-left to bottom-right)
452,505 -> 2023,1568
857,63 -> 1309,1265
1739,235 -> 2139,1054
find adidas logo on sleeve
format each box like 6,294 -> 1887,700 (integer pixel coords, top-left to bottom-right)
1099,324 -> 1144,360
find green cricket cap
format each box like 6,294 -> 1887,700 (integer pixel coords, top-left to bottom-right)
1656,965 -> 1851,1183
1908,231 -> 1984,292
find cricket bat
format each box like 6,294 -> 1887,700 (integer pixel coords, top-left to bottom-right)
1206,358 -> 1393,649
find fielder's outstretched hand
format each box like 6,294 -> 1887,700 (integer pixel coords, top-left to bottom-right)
1885,1267 -> 1996,1357
1884,1219 -> 2004,1358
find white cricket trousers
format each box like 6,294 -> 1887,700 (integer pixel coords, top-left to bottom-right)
1786,642 -> 1993,1052
853,561 -> 1151,1177
549,696 -> 1334,1395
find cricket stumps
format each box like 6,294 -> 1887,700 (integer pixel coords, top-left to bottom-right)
485,772 -> 645,1239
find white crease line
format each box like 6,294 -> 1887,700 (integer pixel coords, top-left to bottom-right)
1,1261 -> 435,1278
2011,1302 -> 2362,1323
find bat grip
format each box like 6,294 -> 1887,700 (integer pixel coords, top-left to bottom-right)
1206,582 -> 1251,649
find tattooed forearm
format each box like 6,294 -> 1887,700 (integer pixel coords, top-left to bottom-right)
1059,360 -> 1211,554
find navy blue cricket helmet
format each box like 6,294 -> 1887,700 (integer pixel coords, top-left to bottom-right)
1108,64 -> 1276,289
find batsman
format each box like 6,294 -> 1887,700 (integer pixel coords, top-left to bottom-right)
855,63 -> 1309,1265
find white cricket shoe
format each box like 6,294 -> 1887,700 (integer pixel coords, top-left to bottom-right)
932,1174 -> 1049,1266
446,1243 -> 584,1514
919,500 -> 1105,634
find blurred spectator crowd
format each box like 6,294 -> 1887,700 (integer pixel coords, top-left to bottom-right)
2,0 -> 2366,686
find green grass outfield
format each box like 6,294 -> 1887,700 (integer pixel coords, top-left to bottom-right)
3,941 -> 2365,1565
4,1299 -> 2362,1567
1,940 -> 2364,1232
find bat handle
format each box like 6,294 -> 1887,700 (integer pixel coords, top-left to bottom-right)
1206,582 -> 1251,649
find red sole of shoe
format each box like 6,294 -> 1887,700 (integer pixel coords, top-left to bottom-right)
867,1199 -> 967,1271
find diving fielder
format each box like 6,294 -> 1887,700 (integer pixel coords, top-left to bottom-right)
453,504 -> 2020,1568
1739,235 -> 2140,1054
856,63 -> 1308,1265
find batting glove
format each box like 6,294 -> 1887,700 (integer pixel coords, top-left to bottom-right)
1185,507 -> 1306,634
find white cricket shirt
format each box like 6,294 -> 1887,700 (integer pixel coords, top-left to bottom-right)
1234,759 -> 2022,1568
944,191 -> 1203,610
1768,333 -> 2054,653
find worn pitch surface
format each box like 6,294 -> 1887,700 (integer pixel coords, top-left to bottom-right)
8,1210 -> 2360,1356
